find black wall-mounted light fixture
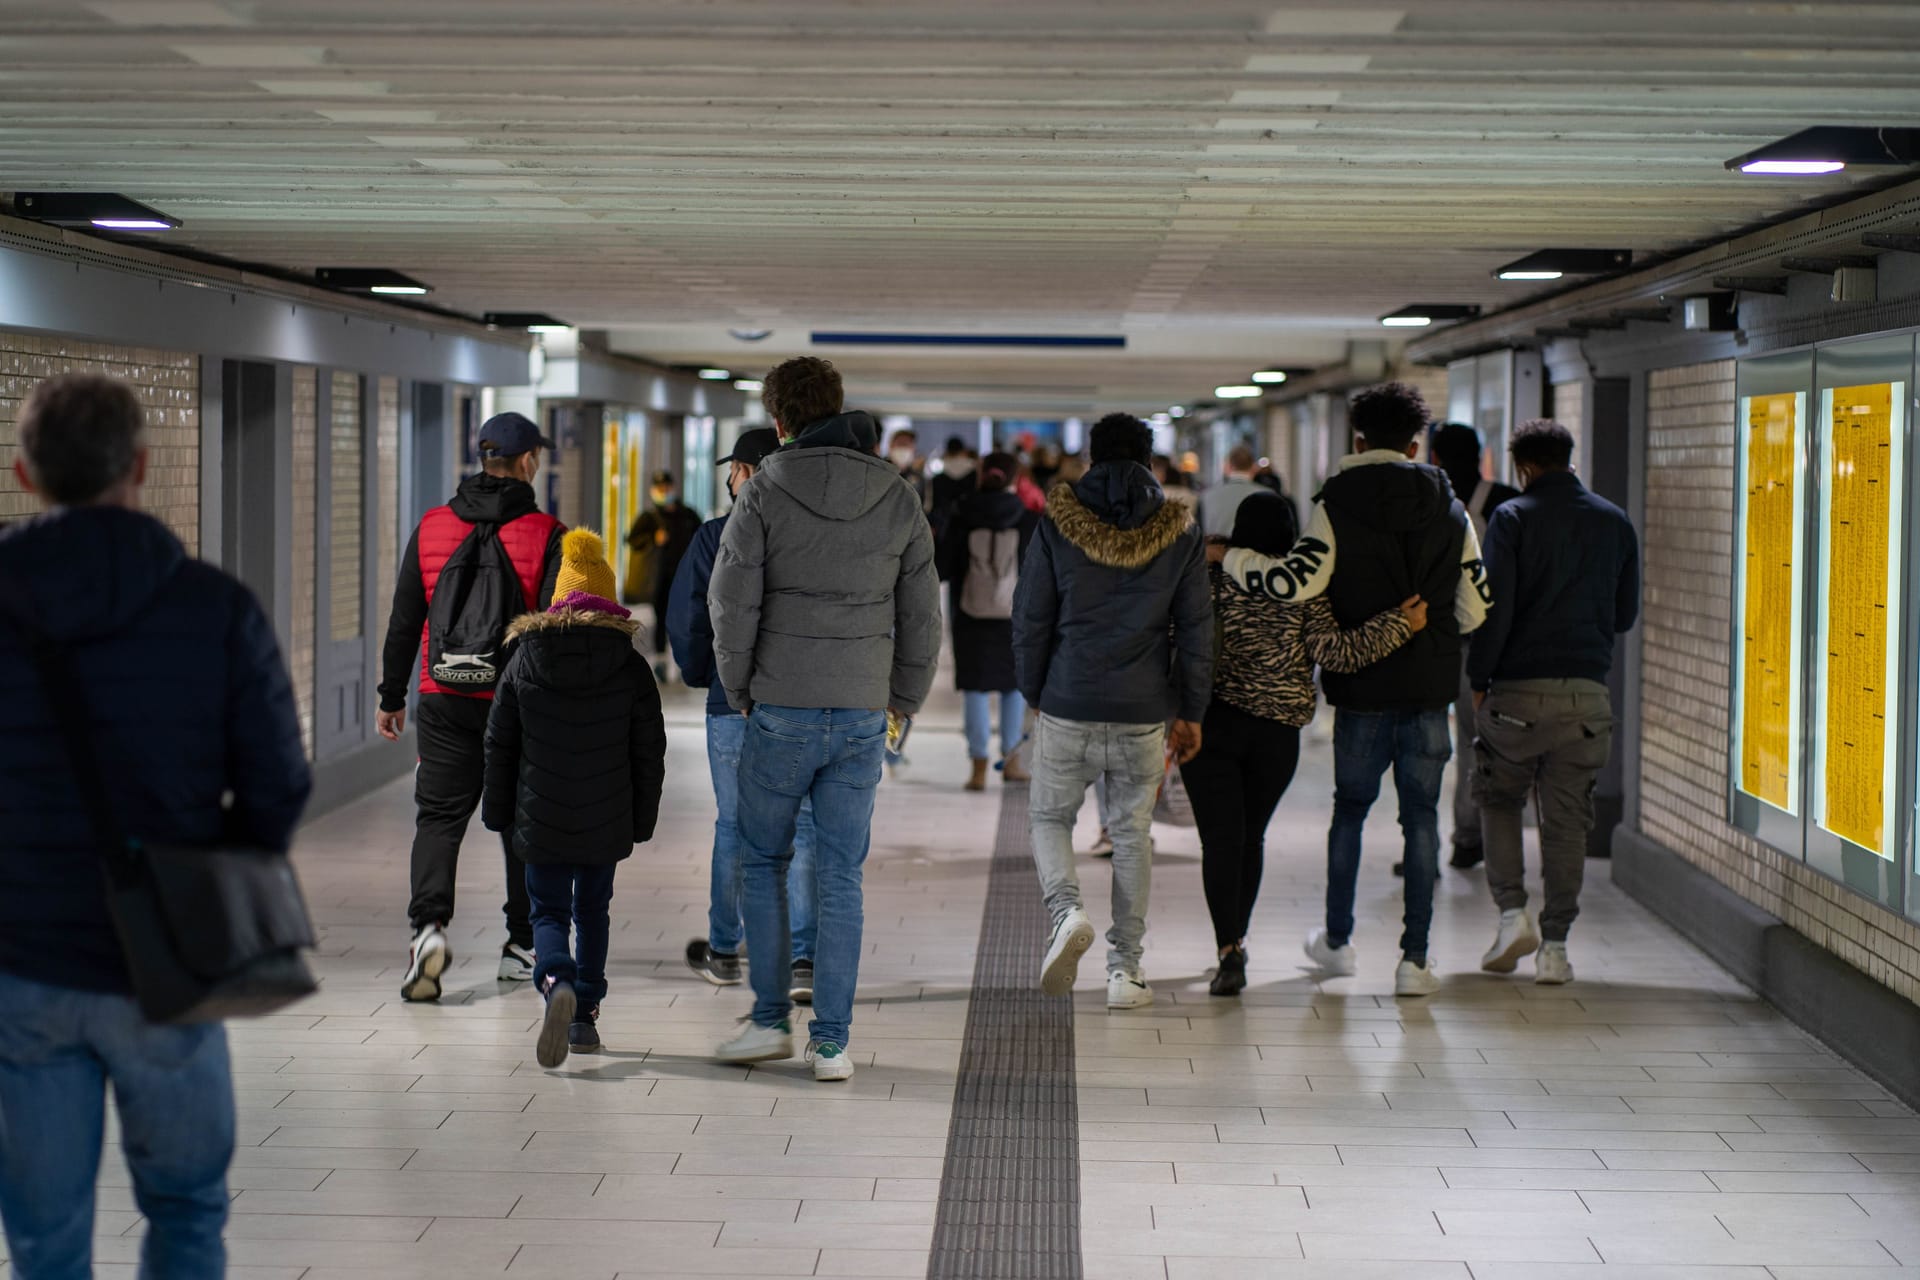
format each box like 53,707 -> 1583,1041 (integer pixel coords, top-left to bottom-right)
1726,126 -> 1920,175
316,267 -> 432,296
14,192 -> 180,231
1379,304 -> 1480,329
483,311 -> 569,330
1493,248 -> 1632,281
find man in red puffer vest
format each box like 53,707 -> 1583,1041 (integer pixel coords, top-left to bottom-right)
377,412 -> 565,1001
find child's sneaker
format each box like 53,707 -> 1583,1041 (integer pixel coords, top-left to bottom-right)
716,1019 -> 793,1063
685,939 -> 742,986
401,923 -> 449,1002
806,1039 -> 854,1082
535,975 -> 576,1069
569,1003 -> 602,1054
789,959 -> 815,1005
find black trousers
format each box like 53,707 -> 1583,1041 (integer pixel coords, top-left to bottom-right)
1178,701 -> 1301,949
408,693 -> 532,946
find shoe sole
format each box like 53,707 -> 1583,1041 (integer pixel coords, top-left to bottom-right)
536,985 -> 576,1069
789,990 -> 814,1005
400,938 -> 448,1003
1302,936 -> 1356,978
686,943 -> 743,987
1480,931 -> 1540,975
569,1037 -> 603,1055
717,1040 -> 794,1064
1535,967 -> 1573,986
1395,982 -> 1439,998
1040,919 -> 1096,996
1107,989 -> 1154,1009
814,1064 -> 854,1082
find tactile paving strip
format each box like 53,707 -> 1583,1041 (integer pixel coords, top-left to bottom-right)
927,782 -> 1082,1280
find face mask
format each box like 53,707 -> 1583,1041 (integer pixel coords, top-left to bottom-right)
652,489 -> 674,505
889,448 -> 916,468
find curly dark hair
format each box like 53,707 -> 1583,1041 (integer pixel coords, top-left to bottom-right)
761,357 -> 844,434
1510,418 -> 1575,470
1089,413 -> 1152,465
1348,381 -> 1430,453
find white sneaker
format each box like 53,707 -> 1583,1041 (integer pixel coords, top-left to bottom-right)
806,1039 -> 855,1082
498,940 -> 535,982
401,924 -> 450,1002
1480,909 -> 1541,974
1302,928 -> 1357,976
1535,941 -> 1574,985
715,1019 -> 794,1063
1040,908 -> 1095,996
1395,958 -> 1440,998
1086,829 -> 1115,858
1106,968 -> 1153,1009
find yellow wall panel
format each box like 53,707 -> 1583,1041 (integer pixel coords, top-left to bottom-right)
1740,392 -> 1799,808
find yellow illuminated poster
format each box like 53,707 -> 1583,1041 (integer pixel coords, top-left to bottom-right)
603,416 -> 620,591
1739,392 -> 1801,809
1817,382 -> 1904,858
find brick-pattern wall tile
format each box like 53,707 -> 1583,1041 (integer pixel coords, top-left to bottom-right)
291,367 -> 317,759
0,332 -> 197,550
375,376 -> 400,650
1640,360 -> 1920,1006
329,372 -> 363,643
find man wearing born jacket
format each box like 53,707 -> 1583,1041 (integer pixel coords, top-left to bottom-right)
377,412 -> 565,1001
0,374 -> 311,1278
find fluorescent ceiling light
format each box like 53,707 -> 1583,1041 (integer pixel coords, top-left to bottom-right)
1379,303 -> 1480,328
369,284 -> 427,295
1499,270 -> 1563,281
1725,126 -> 1918,174
315,267 -> 432,296
1493,248 -> 1629,281
1169,406 -> 1186,417
16,192 -> 180,230
733,379 -> 763,392
1250,370 -> 1288,384
698,368 -> 731,380
1215,385 -> 1264,398
1380,316 -> 1433,328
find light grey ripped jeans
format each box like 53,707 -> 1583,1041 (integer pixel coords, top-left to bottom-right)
1028,713 -> 1166,974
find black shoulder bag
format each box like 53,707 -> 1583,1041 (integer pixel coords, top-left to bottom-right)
20,622 -> 319,1024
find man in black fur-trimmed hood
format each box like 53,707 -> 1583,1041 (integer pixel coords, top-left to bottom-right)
1013,412 -> 1212,1011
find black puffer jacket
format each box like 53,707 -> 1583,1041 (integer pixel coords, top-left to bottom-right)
482,605 -> 667,865
1012,460 -> 1212,725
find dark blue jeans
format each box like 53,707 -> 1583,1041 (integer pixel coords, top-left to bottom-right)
0,968 -> 233,1279
1326,708 -> 1452,961
525,862 -> 618,1008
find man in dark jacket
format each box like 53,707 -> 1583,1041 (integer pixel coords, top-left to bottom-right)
1470,419 -> 1639,987
376,411 -> 565,1000
708,357 -> 940,1081
666,427 -> 819,997
1220,382 -> 1490,997
1014,412 -> 1211,1011
0,374 -> 310,1278
625,469 -> 703,667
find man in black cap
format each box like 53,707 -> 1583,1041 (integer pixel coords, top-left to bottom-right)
666,429 -> 820,1000
377,411 -> 566,1000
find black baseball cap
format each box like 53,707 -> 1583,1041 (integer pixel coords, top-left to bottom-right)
477,411 -> 553,459
717,427 -> 781,469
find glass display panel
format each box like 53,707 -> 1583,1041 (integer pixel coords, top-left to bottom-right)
1735,390 -> 1806,811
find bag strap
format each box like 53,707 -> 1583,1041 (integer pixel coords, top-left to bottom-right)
0,577 -> 130,859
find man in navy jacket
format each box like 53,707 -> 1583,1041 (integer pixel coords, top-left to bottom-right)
666,427 -> 817,999
0,374 -> 309,1277
1469,419 -> 1639,987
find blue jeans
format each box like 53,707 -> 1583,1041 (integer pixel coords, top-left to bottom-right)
736,704 -> 886,1048
1028,715 -> 1166,974
707,713 -> 816,960
525,862 -> 618,1008
0,969 -> 233,1279
962,689 -> 1026,760
1326,708 -> 1452,961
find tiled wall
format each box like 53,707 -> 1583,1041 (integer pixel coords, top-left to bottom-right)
1639,359 -> 1920,1003
291,367 -> 318,758
329,372 -> 363,643
0,332 -> 198,550
375,376 -> 400,665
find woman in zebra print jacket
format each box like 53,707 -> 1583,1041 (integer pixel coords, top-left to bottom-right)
1181,490 -> 1426,996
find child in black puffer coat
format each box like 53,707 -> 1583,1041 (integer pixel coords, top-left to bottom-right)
483,529 -> 667,1067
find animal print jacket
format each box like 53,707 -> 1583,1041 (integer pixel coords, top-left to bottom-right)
1209,563 -> 1413,727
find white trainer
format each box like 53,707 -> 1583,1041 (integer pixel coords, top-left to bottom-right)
1395,958 -> 1440,998
1534,941 -> 1574,985
806,1039 -> 855,1082
1302,928 -> 1357,976
1480,909 -> 1541,974
1040,908 -> 1096,996
401,923 -> 450,1002
1106,968 -> 1153,1009
715,1020 -> 794,1063
498,940 -> 535,982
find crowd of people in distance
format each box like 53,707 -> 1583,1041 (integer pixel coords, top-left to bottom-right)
0,360 -> 1637,1274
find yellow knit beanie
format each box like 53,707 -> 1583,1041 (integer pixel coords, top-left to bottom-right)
552,528 -> 617,605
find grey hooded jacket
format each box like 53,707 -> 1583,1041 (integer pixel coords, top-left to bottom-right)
710,416 -> 940,715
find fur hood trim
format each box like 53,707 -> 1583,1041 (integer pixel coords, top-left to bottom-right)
507,607 -> 640,641
1046,482 -> 1192,569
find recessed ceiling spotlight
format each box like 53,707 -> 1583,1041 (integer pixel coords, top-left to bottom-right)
1168,406 -> 1186,418
316,267 -> 432,296
1494,249 -> 1631,281
698,368 -> 731,380
1215,385 -> 1264,399
14,191 -> 180,231
1250,370 -> 1289,384
483,311 -> 569,331
1379,304 -> 1480,329
733,379 -> 763,392
1726,126 -> 1919,175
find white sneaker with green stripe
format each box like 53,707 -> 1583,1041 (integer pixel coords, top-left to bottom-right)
805,1038 -> 854,1082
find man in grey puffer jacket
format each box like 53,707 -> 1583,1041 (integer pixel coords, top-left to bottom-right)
708,356 -> 939,1080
